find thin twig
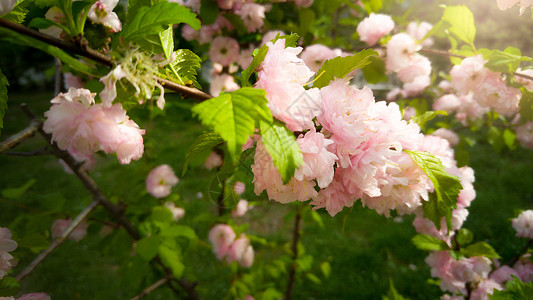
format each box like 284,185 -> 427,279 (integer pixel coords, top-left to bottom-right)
0,19 -> 212,101
54,58 -> 62,95
130,277 -> 169,300
0,119 -> 41,153
15,200 -> 99,281
20,104 -> 201,299
285,209 -> 302,300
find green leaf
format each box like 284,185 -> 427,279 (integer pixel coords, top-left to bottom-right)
16,234 -> 49,253
28,17 -> 63,30
0,67 -> 7,136
1,179 -> 36,199
122,2 -> 200,42
412,234 -> 450,251
272,33 -> 300,48
320,261 -> 331,278
0,28 -> 103,77
260,288 -> 284,300
410,111 -> 447,129
34,0 -> 61,8
2,0 -> 30,23
241,44 -> 268,87
222,13 -> 248,36
200,0 -> 220,25
0,277 -> 20,297
167,49 -> 202,87
456,228 -> 474,246
382,279 -> 410,300
259,119 -> 303,184
306,273 -> 321,284
462,242 -> 500,259
314,49 -> 379,88
405,150 -> 462,231
503,128 -> 519,150
520,88 -> 533,121
488,126 -> 504,153
183,131 -> 224,175
441,5 -> 476,46
136,26 -> 173,56
137,235 -> 161,261
192,88 -> 272,164
310,210 -> 324,228
362,56 -> 388,84
484,47 -> 532,73
152,206 -> 174,224
160,225 -> 197,240
158,244 -> 184,278
491,276 -> 533,300
361,0 -> 383,14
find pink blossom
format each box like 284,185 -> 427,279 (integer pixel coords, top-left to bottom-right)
0,251 -> 16,280
252,141 -> 317,203
210,73 -> 240,96
205,151 -> 223,170
402,106 -> 416,120
513,255 -> 533,282
311,176 -> 355,216
294,0 -> 314,7
164,202 -> 185,221
0,0 -> 16,15
232,199 -> 250,218
208,224 -> 236,259
235,3 -> 266,32
426,251 -> 467,293
227,235 -> 254,267
432,128 -> 459,147
433,94 -> 461,113
386,33 -> 420,72
516,121 -> 533,148
406,21 -> 433,47
516,68 -> 533,90
99,65 -> 126,107
0,228 -> 17,280
497,0 -> 533,14
294,129 -> 338,188
181,25 -> 198,41
88,0 -> 122,32
40,7 -> 65,39
64,73 -> 84,90
209,36 -> 240,66
470,279 -> 502,300
217,0 -> 234,10
261,30 -> 286,46
146,165 -> 179,198
512,210 -> 533,239
441,295 -> 464,300
473,72 -> 521,117
237,46 -> 255,70
490,265 -> 520,284
51,219 -> 88,242
356,13 -> 395,46
233,182 -> 245,195
16,293 -> 51,300
300,44 -> 343,73
450,55 -> 489,96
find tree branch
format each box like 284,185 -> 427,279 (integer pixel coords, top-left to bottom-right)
15,200 -> 99,281
285,209 -> 302,300
4,147 -> 52,156
130,277 -> 169,300
0,19 -> 212,101
505,239 -> 533,267
0,118 -> 41,153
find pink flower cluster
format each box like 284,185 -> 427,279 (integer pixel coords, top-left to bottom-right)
438,55 -> 522,119
51,219 -> 88,242
512,210 -> 533,239
356,13 -> 395,46
251,39 -> 472,218
165,202 -> 185,221
300,44 -> 346,73
0,228 -> 17,279
145,164 -> 179,198
43,88 -> 145,165
497,0 -> 533,15
386,33 -> 431,96
0,293 -> 51,300
208,224 -> 254,267
88,0 -> 122,32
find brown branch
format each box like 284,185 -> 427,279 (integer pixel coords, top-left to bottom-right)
54,58 -> 63,95
285,209 -> 302,300
20,104 -> 201,299
419,48 -> 466,59
0,119 -> 41,153
4,147 -> 52,156
130,277 -> 169,300
0,19 -> 212,101
15,200 -> 99,281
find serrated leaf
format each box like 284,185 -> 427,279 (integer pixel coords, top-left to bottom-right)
167,49 -> 201,87
462,242 -> 500,259
412,234 -> 450,251
34,0 -> 61,8
122,2 -> 200,42
441,5 -> 476,46
491,276 -> 533,300
519,88 -> 533,121
484,48 -> 532,73
241,44 -> 268,87
405,150 -> 462,231
0,28 -> 102,77
0,277 -> 20,297
272,33 -> 300,48
183,131 -> 224,175
314,49 -> 378,88
136,26 -> 173,56
158,244 -> 184,278
137,235 -> 160,261
192,88 -> 272,164
362,56 -> 388,84
410,111 -> 447,129
259,119 -> 303,184
152,206 -> 175,224
2,179 -> 36,199
2,0 -> 30,23
0,67 -> 7,136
